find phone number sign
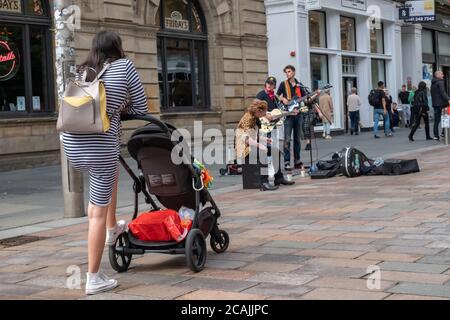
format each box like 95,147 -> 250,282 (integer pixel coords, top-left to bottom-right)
399,0 -> 436,23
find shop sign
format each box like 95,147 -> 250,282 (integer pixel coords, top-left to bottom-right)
165,11 -> 189,31
399,0 -> 435,23
342,0 -> 366,11
0,0 -> 21,13
306,0 -> 321,11
0,40 -> 20,81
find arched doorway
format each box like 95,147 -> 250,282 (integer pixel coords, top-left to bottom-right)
0,0 -> 54,115
156,0 -> 210,111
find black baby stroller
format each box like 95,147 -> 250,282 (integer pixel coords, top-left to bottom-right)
109,114 -> 230,273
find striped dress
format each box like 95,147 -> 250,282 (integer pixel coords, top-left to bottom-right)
62,58 -> 148,207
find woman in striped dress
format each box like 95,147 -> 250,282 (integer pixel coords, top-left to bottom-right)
62,31 -> 148,295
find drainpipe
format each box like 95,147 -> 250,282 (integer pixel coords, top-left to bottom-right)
54,0 -> 85,218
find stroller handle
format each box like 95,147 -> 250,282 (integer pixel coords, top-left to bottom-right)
121,113 -> 171,135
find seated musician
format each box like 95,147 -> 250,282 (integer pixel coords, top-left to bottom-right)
235,99 -> 295,191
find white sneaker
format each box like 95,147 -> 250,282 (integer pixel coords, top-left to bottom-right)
85,272 -> 118,295
105,220 -> 127,246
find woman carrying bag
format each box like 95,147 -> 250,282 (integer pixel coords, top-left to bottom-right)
62,31 -> 148,295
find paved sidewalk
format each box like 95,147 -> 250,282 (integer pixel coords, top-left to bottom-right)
0,126 -> 441,232
1,143 -> 450,300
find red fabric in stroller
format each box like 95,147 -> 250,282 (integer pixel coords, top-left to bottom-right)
128,209 -> 188,242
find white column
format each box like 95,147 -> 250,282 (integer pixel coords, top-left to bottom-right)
357,57 -> 373,128
265,0 -> 299,84
296,2 -> 311,86
401,24 -> 423,88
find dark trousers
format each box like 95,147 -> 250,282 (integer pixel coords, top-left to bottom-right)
349,111 -> 360,133
409,109 -> 431,139
284,115 -> 301,165
433,106 -> 443,138
242,149 -> 284,188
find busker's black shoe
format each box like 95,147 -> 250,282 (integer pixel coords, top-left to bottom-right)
294,162 -> 303,169
408,135 -> 414,142
305,143 -> 311,151
275,179 -> 295,186
426,137 -> 433,140
260,183 -> 279,191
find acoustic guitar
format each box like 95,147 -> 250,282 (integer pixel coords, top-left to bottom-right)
259,109 -> 297,133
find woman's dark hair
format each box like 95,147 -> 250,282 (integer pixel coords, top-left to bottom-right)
81,31 -> 125,81
418,81 -> 427,91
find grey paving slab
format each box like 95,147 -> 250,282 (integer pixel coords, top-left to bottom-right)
255,254 -> 311,264
178,278 -> 257,292
0,273 -> 36,284
204,259 -> 249,269
378,262 -> 449,274
416,255 -> 450,265
263,241 -> 321,249
241,283 -> 312,298
0,283 -> 46,297
234,246 -> 298,255
330,226 -> 385,233
17,275 -> 69,289
318,243 -> 387,252
381,246 -> 444,256
247,272 -> 318,286
387,283 -> 450,299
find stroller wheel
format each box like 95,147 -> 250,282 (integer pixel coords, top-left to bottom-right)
109,233 -> 132,273
210,229 -> 230,254
185,229 -> 207,273
219,168 -> 227,176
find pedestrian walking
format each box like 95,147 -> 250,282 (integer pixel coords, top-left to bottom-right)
431,71 -> 450,141
347,87 -> 361,135
409,81 -> 432,141
369,81 -> 392,139
319,89 -> 334,139
384,88 -> 395,133
62,31 -> 148,295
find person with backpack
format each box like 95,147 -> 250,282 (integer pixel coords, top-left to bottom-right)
61,31 -> 148,295
431,70 -> 450,141
369,81 -> 392,139
408,81 -> 432,141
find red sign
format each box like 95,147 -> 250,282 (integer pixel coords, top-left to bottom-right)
0,40 -> 20,81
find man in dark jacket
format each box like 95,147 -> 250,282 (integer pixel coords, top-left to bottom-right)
431,71 -> 450,140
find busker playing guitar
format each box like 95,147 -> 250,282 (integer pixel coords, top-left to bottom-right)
235,99 -> 295,191
277,65 -> 319,170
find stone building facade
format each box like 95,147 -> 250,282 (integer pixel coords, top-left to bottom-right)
0,0 -> 269,171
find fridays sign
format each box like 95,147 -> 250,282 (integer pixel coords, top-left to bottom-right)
0,0 -> 21,13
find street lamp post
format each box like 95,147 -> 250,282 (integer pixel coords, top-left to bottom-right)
54,0 -> 85,218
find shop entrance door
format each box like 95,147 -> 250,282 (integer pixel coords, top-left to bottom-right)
343,77 -> 357,133
443,66 -> 450,97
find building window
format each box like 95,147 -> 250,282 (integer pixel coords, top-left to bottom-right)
0,1 -> 53,115
342,56 -> 356,75
340,16 -> 356,51
371,59 -> 386,89
309,11 -> 326,48
438,32 -> 450,56
370,23 -> 384,54
310,54 -> 329,91
157,0 -> 209,111
422,29 -> 434,54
